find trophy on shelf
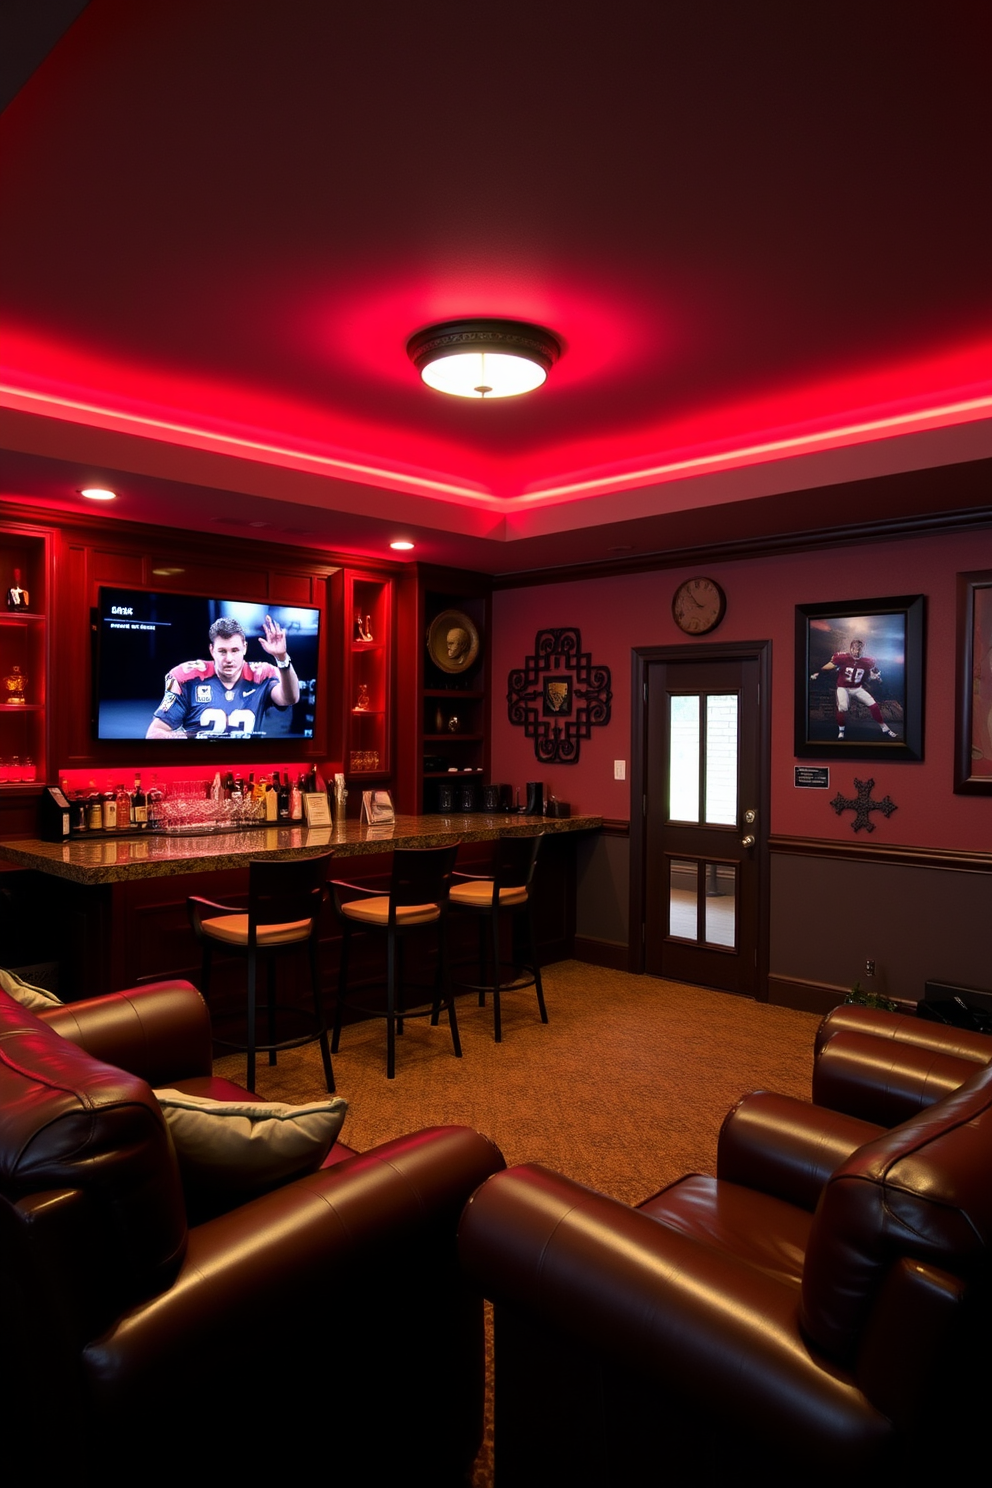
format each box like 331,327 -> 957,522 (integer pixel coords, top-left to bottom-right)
354,682 -> 370,712
355,611 -> 374,642
2,664 -> 28,704
6,569 -> 30,611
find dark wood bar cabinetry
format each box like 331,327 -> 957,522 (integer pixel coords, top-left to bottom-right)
0,815 -> 599,1002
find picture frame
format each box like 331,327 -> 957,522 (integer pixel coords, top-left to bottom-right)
361,788 -> 395,825
795,594 -> 925,761
953,570 -> 992,794
303,791 -> 331,826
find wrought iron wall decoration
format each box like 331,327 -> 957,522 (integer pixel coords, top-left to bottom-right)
507,628 -> 612,763
830,777 -> 898,833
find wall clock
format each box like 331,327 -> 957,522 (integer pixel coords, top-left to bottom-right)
672,576 -> 726,635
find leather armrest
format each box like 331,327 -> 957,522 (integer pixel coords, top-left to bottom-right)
815,1005 -> 992,1065
717,1091 -> 884,1210
813,1030 -> 981,1125
39,981 -> 213,1085
82,1125 -> 504,1392
458,1164 -> 889,1465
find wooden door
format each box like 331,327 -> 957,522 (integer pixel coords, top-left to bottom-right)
632,643 -> 770,998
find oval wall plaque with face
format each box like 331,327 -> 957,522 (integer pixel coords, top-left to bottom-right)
427,609 -> 481,674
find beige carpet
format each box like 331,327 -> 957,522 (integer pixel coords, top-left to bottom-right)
216,959 -> 820,1203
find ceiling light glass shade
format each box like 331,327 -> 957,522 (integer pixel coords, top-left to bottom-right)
407,319 -> 560,399
79,487 -> 117,500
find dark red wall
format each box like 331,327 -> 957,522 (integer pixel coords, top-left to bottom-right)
492,525 -> 992,852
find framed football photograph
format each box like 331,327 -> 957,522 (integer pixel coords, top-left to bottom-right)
795,594 -> 925,761
954,570 -> 992,794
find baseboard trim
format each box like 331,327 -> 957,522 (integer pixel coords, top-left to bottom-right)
767,975 -> 850,1015
768,973 -> 915,1016
574,935 -> 630,971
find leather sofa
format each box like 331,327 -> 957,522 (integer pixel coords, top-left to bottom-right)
1,980 -> 504,1482
813,1001 -> 992,1124
459,1017 -> 991,1485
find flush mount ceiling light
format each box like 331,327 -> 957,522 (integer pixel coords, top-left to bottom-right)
389,539 -> 415,550
79,486 -> 117,500
407,318 -> 561,399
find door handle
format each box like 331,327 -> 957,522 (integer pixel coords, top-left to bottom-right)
741,834 -> 755,849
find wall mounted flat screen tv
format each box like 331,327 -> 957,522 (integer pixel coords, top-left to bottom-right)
95,588 -> 320,741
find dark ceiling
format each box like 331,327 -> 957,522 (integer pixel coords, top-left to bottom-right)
1,0 -> 989,574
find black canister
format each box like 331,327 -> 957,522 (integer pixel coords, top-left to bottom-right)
458,782 -> 477,813
525,781 -> 545,816
482,783 -> 501,812
437,781 -> 456,812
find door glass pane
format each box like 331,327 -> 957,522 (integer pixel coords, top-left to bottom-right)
669,696 -> 700,822
705,693 -> 738,825
668,858 -> 698,940
704,862 -> 737,947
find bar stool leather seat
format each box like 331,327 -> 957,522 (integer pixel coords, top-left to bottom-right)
198,913 -> 313,946
340,897 -> 441,926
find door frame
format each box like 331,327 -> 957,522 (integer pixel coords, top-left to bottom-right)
628,639 -> 772,998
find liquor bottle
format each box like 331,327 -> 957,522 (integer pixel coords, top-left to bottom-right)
115,782 -> 131,830
147,774 -> 164,828
6,568 -> 29,611
232,772 -> 244,801
102,787 -> 117,831
63,779 -> 86,833
277,771 -> 291,821
290,774 -> 303,821
86,780 -> 103,831
132,775 -> 148,829
265,776 -> 278,822
224,770 -> 235,798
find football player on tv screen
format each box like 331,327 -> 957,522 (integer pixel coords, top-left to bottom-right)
146,615 -> 298,738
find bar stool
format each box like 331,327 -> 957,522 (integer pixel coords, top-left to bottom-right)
330,843 -> 461,1079
187,853 -> 335,1092
448,833 -> 547,1041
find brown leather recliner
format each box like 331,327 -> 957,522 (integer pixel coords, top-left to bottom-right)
0,981 -> 504,1483
813,1002 -> 991,1125
459,1057 -> 992,1485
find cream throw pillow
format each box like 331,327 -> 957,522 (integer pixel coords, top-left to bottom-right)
0,967 -> 62,1013
154,1089 -> 348,1193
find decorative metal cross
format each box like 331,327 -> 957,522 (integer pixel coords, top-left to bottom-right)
829,777 -> 898,833
507,627 -> 612,764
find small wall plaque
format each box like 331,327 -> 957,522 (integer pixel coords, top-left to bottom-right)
794,766 -> 830,789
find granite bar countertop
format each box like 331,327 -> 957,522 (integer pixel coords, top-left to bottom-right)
0,813 -> 602,886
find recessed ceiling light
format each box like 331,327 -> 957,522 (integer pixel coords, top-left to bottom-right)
390,540 -> 415,551
407,318 -> 560,399
151,566 -> 186,576
79,487 -> 117,501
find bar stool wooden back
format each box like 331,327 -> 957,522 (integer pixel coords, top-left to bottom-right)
330,843 -> 461,1079
187,853 -> 334,1093
449,832 -> 548,1041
